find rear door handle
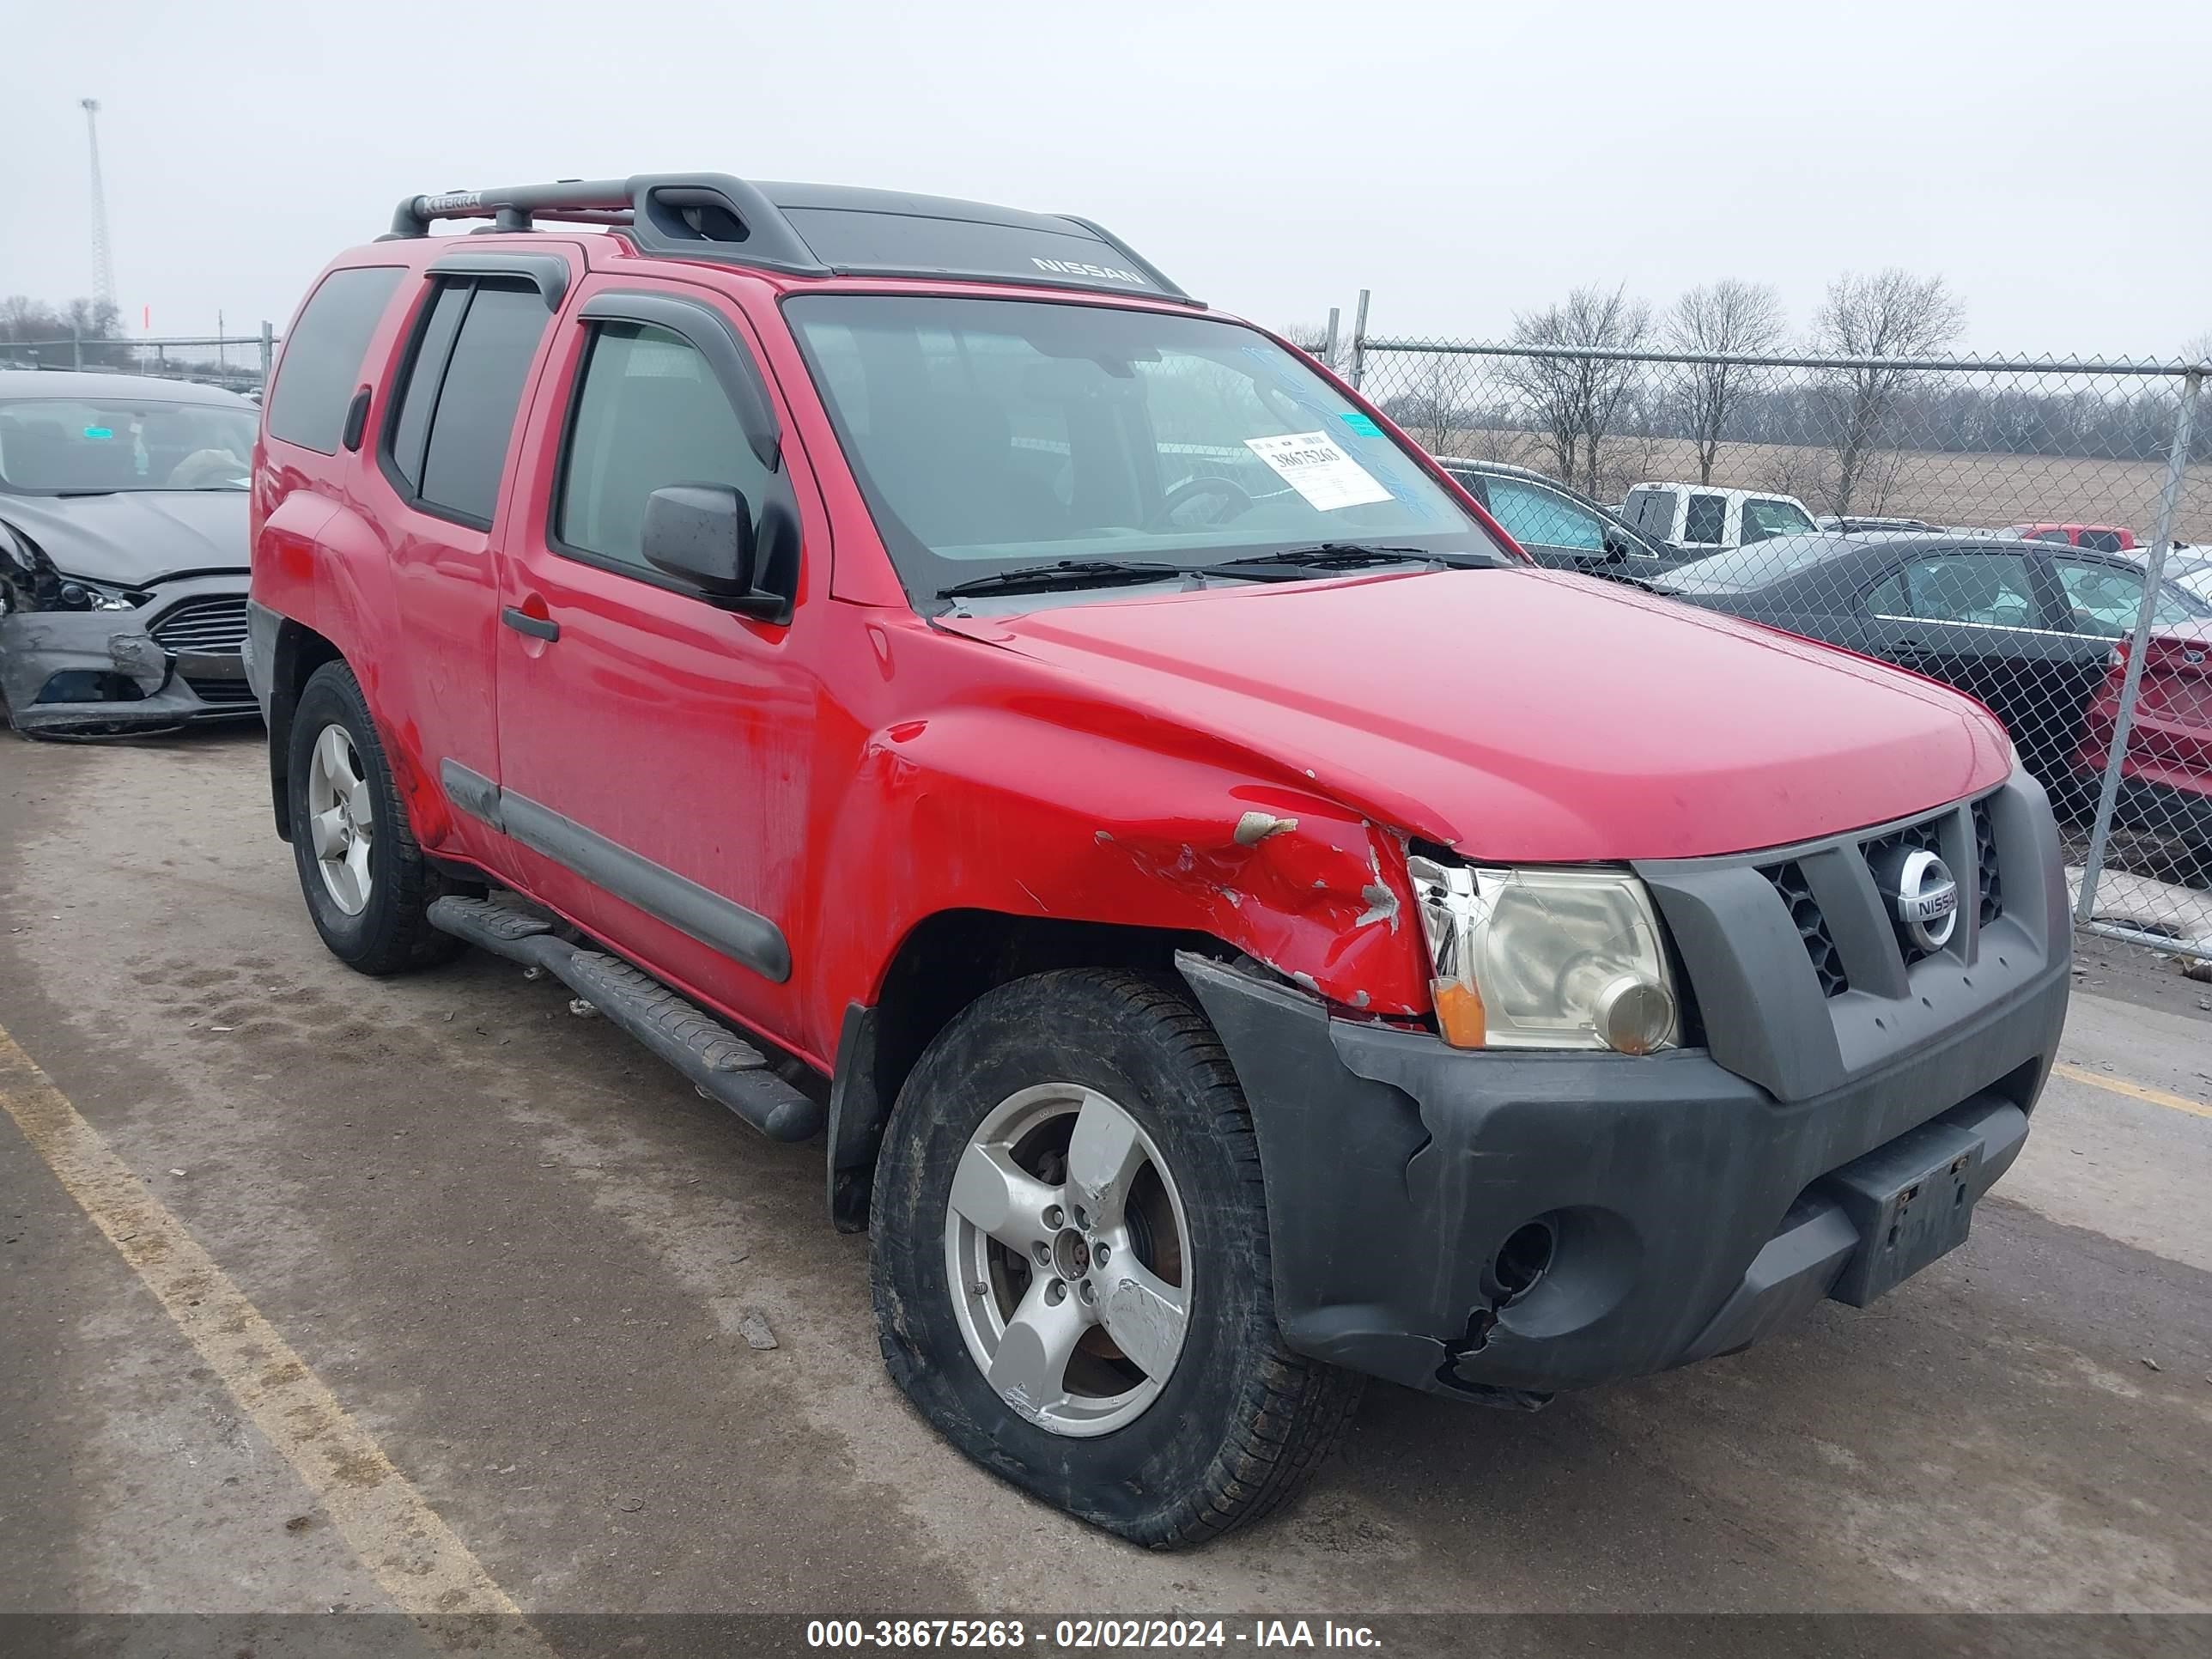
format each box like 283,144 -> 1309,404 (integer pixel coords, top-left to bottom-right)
502,606 -> 559,641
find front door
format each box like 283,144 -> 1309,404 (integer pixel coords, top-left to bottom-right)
489,276 -> 823,1041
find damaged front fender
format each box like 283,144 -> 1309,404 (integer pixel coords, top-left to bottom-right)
820,700 -> 1432,1019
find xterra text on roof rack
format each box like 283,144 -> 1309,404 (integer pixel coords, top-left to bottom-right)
246,172 -> 2069,1547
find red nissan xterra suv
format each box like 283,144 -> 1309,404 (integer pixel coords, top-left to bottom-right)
246,173 -> 2069,1547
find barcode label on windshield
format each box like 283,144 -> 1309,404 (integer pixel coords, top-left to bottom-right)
1243,431 -> 1393,512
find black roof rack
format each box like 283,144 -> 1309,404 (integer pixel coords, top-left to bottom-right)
380,173 -> 1195,305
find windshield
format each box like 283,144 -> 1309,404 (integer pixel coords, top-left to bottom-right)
0,395 -> 256,494
785,295 -> 1498,602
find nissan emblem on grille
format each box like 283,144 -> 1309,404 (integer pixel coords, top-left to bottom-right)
1884,848 -> 1959,954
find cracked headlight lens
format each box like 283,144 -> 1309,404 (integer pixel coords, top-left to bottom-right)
57,577 -> 143,611
1405,859 -> 1677,1054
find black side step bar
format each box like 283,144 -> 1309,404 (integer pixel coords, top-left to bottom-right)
426,896 -> 823,1143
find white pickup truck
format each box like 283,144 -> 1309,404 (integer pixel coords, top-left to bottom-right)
1622,482 -> 1818,556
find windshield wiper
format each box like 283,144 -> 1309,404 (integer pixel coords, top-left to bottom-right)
1212,543 -> 1503,577
938,559 -> 1187,601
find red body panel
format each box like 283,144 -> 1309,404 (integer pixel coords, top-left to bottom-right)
2012,522 -> 2139,550
2078,624 -> 2212,804
252,234 -> 2014,1066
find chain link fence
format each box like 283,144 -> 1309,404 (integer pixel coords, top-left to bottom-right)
0,328 -> 276,397
1341,319 -> 2212,963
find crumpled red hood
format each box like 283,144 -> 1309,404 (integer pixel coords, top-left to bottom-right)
939,567 -> 2013,861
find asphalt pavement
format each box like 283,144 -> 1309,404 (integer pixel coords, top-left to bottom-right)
3,726 -> 2209,1649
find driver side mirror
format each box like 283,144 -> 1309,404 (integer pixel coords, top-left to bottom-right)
641,483 -> 760,602
1595,530 -> 1632,565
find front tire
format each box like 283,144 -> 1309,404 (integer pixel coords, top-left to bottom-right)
870,969 -> 1362,1547
286,660 -> 465,975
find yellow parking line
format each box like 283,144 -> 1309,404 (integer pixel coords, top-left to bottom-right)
0,1024 -> 550,1650
2051,1060 -> 2212,1121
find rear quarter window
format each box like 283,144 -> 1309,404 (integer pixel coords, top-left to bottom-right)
266,266 -> 404,454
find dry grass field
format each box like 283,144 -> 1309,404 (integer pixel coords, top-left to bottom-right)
1424,428 -> 2212,542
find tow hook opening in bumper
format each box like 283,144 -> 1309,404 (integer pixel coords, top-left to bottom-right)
1436,1215 -> 1562,1407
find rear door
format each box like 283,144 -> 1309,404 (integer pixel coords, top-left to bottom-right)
488,274 -> 823,1038
1863,546 -> 2097,785
368,256 -> 574,868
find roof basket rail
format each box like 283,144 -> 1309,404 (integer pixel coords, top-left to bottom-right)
380,173 -> 832,276
378,171 -> 1193,303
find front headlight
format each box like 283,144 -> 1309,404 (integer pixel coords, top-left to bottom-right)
1405,859 -> 1678,1054
55,576 -> 143,611
0,520 -> 143,613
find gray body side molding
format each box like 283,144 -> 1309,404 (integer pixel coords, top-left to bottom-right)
439,760 -> 791,983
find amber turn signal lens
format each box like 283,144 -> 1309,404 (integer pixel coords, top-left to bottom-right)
1431,977 -> 1487,1048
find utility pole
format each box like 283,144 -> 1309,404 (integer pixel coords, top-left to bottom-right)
81,99 -> 118,316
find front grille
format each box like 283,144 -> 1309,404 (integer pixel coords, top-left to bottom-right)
148,593 -> 248,656
1763,860 -> 1849,997
1761,796 -> 2003,995
1972,799 -> 2002,925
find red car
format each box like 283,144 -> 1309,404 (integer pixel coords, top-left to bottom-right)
2079,624 -> 2212,845
2014,522 -> 2139,552
245,172 -> 2069,1545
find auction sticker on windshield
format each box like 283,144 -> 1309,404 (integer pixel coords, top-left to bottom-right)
1243,431 -> 1393,511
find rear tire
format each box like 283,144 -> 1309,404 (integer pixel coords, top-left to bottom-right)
286,660 -> 465,975
870,969 -> 1363,1547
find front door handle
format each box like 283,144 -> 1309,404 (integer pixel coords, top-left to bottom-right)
502,606 -> 560,642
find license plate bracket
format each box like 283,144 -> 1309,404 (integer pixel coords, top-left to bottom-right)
1822,1117 -> 1986,1307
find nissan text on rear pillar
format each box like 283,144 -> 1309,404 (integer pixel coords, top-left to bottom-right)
245,173 -> 2069,1546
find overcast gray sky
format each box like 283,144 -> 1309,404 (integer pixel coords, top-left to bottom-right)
3,0 -> 2206,357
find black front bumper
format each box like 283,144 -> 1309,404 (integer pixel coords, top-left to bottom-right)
1173,771 -> 2073,1401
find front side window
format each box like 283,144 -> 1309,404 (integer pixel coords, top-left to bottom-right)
1683,492 -> 1728,544
268,265 -> 403,454
1901,553 -> 2038,627
0,396 -> 255,494
1741,497 -> 1814,543
1482,479 -> 1604,551
555,322 -> 762,570
2076,529 -> 2126,555
2052,556 -> 2208,635
785,295 -> 1495,604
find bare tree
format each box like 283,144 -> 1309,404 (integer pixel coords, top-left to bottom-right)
1278,319 -> 1334,369
1811,270 -> 1965,515
1665,280 -> 1785,484
1499,284 -> 1652,497
1402,352 -> 1471,455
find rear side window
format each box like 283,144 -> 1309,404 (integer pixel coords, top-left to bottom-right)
2077,529 -> 2125,554
266,266 -> 403,453
554,322 -> 769,572
1684,492 -> 1728,544
383,280 -> 551,526
386,283 -> 471,492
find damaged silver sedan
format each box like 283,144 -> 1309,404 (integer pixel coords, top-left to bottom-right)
0,371 -> 258,738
